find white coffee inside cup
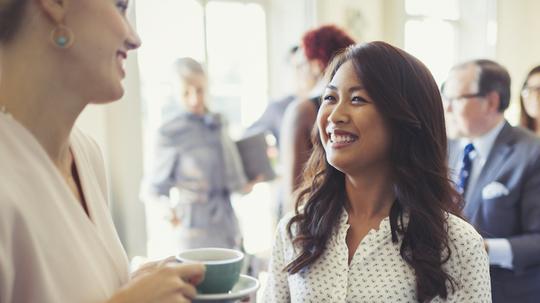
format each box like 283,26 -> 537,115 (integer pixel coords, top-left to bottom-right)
177,248 -> 243,264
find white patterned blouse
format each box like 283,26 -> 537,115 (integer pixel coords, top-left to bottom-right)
264,209 -> 491,302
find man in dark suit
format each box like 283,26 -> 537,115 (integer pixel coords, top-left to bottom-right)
443,59 -> 540,302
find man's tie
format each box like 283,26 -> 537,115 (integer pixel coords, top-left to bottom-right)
457,143 -> 475,195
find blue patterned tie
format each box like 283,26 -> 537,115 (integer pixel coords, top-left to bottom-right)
457,143 -> 475,195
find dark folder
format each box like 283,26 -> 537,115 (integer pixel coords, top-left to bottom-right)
235,132 -> 276,182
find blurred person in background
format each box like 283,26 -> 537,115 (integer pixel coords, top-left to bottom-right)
519,65 -> 540,135
279,25 -> 355,216
443,59 -> 540,303
144,57 -> 255,251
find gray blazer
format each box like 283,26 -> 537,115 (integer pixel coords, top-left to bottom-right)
448,121 -> 540,302
146,112 -> 246,250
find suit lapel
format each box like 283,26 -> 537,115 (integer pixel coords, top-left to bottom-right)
464,122 -> 514,219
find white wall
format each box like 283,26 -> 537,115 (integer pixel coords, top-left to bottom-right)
496,0 -> 540,124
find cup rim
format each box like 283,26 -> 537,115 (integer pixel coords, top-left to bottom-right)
176,247 -> 244,265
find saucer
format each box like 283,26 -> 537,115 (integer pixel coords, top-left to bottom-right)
193,274 -> 260,302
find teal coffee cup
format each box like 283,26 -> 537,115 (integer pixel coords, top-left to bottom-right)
176,248 -> 244,294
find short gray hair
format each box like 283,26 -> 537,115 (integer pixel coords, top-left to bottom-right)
173,57 -> 205,80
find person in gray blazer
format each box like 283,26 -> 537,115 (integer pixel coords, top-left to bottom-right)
443,59 -> 540,303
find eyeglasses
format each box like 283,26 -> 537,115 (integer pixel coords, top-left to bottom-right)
442,92 -> 485,105
521,86 -> 540,98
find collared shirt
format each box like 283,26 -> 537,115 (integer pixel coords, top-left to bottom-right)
452,119 -> 513,269
264,209 -> 491,302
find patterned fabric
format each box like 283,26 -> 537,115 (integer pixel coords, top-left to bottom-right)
457,143 -> 475,195
265,209 -> 491,302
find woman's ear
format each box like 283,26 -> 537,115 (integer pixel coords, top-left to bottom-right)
36,0 -> 70,24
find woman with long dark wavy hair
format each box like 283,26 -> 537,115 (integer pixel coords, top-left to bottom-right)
264,42 -> 491,302
519,65 -> 540,135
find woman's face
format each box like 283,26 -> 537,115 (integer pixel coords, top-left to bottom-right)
180,73 -> 207,115
62,0 -> 141,103
522,72 -> 540,118
317,60 -> 391,176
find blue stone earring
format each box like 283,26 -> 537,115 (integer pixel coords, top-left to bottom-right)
56,36 -> 68,47
50,25 -> 74,49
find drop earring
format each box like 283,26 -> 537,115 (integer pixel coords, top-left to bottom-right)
50,25 -> 74,48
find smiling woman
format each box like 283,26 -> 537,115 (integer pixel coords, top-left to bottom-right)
0,0 -> 206,303
318,62 -> 391,177
264,42 -> 491,302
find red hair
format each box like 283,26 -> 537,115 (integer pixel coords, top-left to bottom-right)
301,25 -> 355,69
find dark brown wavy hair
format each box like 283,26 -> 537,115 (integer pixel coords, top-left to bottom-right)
519,65 -> 540,134
285,41 -> 463,302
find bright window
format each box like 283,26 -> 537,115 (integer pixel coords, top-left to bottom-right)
136,0 -> 268,138
405,19 -> 456,84
205,1 -> 268,137
405,0 -> 459,20
404,0 -> 459,84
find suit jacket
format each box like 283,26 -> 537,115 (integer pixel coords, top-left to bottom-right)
449,121 -> 540,303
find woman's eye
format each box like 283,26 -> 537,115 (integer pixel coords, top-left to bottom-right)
323,95 -> 336,102
351,96 -> 368,104
116,1 -> 128,13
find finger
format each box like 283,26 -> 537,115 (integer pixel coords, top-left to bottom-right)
177,280 -> 198,299
188,271 -> 205,286
172,294 -> 190,303
173,263 -> 206,281
132,259 -> 160,276
159,256 -> 179,267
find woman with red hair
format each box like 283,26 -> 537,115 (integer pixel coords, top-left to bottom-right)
280,25 -> 355,216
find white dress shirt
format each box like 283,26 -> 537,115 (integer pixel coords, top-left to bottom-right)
264,209 -> 491,302
453,119 -> 513,269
